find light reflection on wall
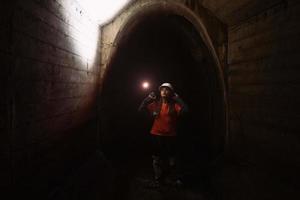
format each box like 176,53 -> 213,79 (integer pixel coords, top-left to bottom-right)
79,0 -> 130,24
61,0 -> 129,68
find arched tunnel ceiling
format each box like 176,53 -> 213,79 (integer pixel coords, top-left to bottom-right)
101,0 -> 298,87
127,0 -> 285,26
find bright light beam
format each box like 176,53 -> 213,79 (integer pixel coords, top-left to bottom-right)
142,81 -> 150,89
63,1 -> 129,68
79,0 -> 130,24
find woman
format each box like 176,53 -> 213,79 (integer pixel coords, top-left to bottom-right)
139,83 -> 188,187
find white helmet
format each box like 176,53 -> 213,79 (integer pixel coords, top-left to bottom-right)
159,83 -> 174,91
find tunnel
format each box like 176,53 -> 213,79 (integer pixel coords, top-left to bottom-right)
100,13 -> 225,173
1,0 -> 300,200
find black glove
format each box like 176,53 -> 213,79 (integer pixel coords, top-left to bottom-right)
144,92 -> 156,103
148,92 -> 157,100
139,92 -> 156,111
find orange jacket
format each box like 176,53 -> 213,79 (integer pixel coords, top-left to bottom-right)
147,101 -> 182,136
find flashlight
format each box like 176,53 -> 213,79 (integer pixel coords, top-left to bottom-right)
142,81 -> 150,90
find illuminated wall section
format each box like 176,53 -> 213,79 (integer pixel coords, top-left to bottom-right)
6,0 -> 110,192
60,0 -> 100,69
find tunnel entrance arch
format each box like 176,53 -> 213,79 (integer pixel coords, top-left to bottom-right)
99,2 -> 227,168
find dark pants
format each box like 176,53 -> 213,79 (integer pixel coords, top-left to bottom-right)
150,135 -> 179,182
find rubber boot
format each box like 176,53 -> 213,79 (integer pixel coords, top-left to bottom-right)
151,155 -> 163,188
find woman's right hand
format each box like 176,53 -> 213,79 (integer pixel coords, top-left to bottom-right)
148,92 -> 156,100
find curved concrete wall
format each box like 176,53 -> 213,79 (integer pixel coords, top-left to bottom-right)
99,0 -> 228,153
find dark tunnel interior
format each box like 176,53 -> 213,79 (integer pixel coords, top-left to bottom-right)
2,1 -> 300,199
100,14 -> 225,178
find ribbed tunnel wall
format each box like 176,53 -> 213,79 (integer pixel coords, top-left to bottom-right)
0,0 -> 101,196
227,1 -> 300,167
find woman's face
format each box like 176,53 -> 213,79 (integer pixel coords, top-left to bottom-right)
160,87 -> 172,98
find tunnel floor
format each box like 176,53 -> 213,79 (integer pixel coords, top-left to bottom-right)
47,149 -> 299,200
49,150 -> 220,200
111,158 -> 214,200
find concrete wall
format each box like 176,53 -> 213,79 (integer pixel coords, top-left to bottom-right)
0,0 -> 101,196
199,0 -> 283,26
182,0 -> 227,68
0,1 -> 15,193
227,0 -> 300,166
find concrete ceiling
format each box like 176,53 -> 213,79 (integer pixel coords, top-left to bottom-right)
199,0 -> 284,26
